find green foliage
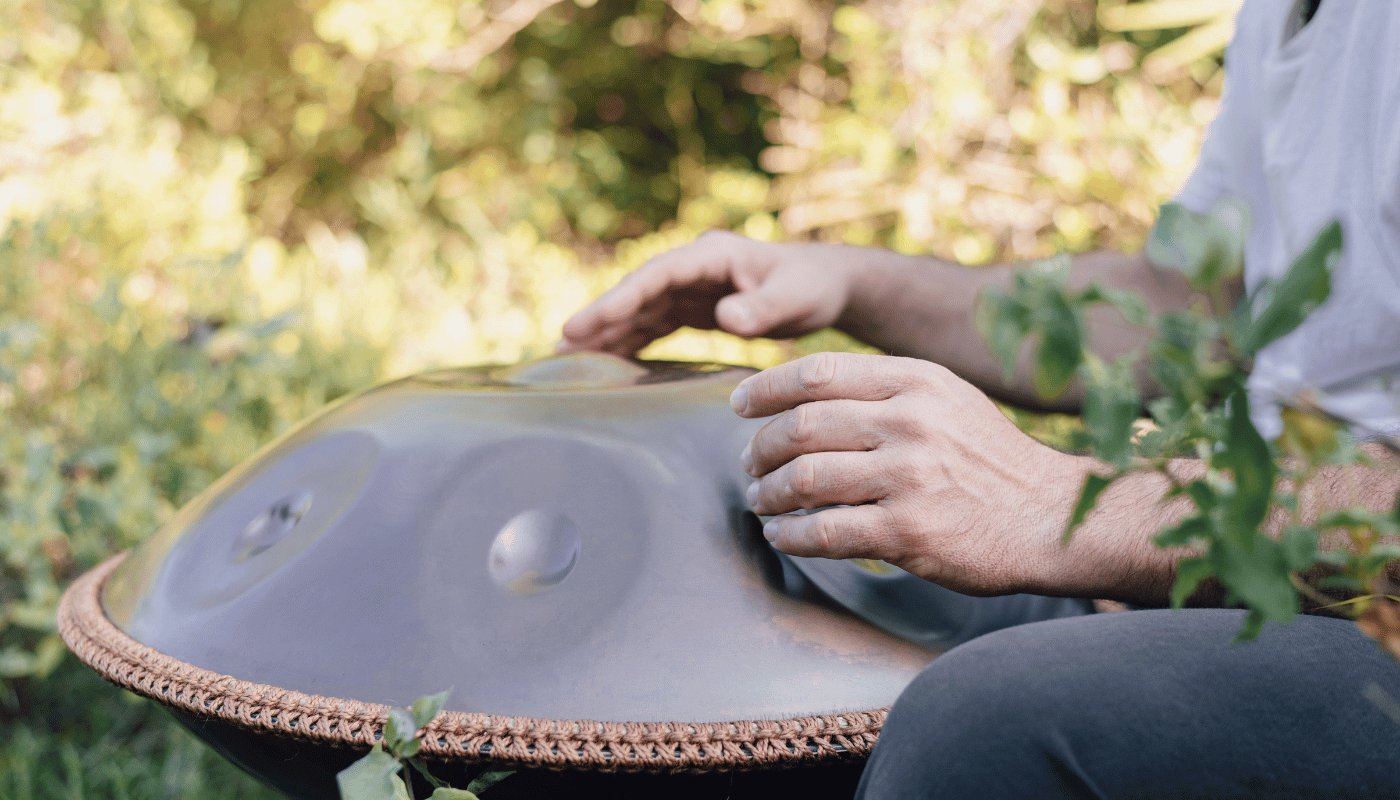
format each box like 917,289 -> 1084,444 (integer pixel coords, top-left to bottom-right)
338,691 -> 509,800
981,200 -> 1400,639
0,662 -> 278,799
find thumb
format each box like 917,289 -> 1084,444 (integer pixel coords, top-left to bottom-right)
714,274 -> 815,338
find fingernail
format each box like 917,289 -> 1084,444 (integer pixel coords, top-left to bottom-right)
739,441 -> 753,473
745,480 -> 760,507
763,519 -> 779,543
730,382 -> 749,414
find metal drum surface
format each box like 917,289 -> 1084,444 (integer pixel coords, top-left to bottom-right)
59,353 -> 947,798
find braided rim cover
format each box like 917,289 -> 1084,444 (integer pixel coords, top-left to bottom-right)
58,553 -> 888,773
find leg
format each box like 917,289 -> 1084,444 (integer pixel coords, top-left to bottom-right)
858,608 -> 1400,799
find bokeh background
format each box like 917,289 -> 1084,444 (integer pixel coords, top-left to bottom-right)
2,0 -> 1236,794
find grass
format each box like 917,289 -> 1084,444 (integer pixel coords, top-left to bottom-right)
1,660 -> 278,800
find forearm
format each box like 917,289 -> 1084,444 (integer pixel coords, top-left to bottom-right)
837,249 -> 1200,410
1029,444 -> 1400,607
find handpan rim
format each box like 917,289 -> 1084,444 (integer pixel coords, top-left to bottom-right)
58,553 -> 888,774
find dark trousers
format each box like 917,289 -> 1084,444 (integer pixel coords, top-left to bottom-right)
857,608 -> 1400,799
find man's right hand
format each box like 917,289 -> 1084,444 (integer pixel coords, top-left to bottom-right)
558,231 -> 856,356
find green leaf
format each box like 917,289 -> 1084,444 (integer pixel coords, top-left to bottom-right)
429,789 -> 479,800
1317,509 -> 1400,537
1147,200 -> 1248,290
1065,473 -> 1115,541
975,290 -> 1028,381
1081,358 -> 1141,468
1317,573 -> 1364,592
1146,202 -> 1210,274
1170,556 -> 1213,608
1217,385 -> 1276,539
1235,220 -> 1341,355
1210,537 -> 1299,624
465,771 -> 514,795
1031,288 -> 1083,400
384,708 -> 420,756
1234,609 -> 1267,642
1078,284 -> 1150,326
410,690 -> 451,728
337,745 -> 408,800
1280,526 -> 1319,572
1154,516 -> 1209,548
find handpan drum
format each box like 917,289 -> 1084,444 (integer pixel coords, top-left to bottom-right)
58,353 -> 1079,798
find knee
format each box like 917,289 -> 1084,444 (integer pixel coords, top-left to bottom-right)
858,625 -> 1084,799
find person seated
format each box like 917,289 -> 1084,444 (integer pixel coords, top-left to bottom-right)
559,0 -> 1400,796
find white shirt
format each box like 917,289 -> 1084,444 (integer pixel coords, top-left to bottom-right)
1174,0 -> 1400,440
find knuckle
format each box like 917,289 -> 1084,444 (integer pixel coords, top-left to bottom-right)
809,516 -> 840,555
789,457 -> 820,498
788,405 -> 817,445
797,353 -> 839,394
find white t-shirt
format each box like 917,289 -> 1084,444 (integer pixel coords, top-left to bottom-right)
1174,0 -> 1400,440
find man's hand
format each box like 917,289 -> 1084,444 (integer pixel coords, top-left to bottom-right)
559,231 -> 856,356
736,352 -> 1084,596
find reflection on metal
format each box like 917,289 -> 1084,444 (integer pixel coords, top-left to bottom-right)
783,551 -> 1090,649
234,491 -> 313,561
487,508 -> 581,593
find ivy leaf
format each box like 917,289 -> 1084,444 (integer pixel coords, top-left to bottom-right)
1235,220 -> 1340,355
465,771 -> 514,794
410,690 -> 451,728
1081,358 -> 1141,468
1170,556 -> 1213,608
337,745 -> 408,800
1217,386 -> 1276,539
1065,473 -> 1115,541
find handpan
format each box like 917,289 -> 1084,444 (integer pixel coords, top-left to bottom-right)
59,353 -> 1088,797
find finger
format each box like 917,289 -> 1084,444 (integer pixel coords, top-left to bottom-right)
731,353 -> 931,418
762,505 -> 895,561
561,237 -> 740,341
746,451 -> 891,516
714,267 -> 820,338
560,298 -> 674,353
600,321 -> 682,358
744,399 -> 887,477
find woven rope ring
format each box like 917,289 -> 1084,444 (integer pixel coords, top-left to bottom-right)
58,554 -> 888,773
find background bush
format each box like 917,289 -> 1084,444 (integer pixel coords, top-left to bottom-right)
1,0 -> 1231,794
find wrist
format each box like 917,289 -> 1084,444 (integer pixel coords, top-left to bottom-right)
1015,449 -> 1100,597
835,249 -> 956,340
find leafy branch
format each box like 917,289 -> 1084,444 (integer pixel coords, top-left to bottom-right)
337,691 -> 512,800
980,200 -> 1400,642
